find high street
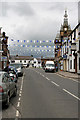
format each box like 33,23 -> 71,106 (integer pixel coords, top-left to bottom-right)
2,68 -> 79,119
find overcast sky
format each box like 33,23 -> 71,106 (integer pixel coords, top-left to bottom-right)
0,0 -> 79,58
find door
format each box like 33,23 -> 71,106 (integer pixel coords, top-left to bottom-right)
75,56 -> 77,73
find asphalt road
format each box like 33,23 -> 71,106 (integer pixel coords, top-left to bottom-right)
20,68 -> 78,118
2,68 -> 80,119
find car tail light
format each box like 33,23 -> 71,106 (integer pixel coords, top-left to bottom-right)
0,86 -> 4,93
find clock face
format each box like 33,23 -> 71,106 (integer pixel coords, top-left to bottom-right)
64,28 -> 67,31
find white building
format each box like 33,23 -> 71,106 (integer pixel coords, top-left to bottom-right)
9,56 -> 33,66
33,58 -> 41,68
68,23 -> 80,74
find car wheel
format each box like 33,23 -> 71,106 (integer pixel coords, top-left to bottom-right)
6,95 -> 10,108
13,87 -> 17,97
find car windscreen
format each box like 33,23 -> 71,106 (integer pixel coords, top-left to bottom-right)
46,64 -> 55,67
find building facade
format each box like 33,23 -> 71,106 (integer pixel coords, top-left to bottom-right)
9,56 -> 34,65
0,28 -> 10,70
68,23 -> 80,74
55,10 -> 72,71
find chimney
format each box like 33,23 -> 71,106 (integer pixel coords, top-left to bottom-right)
2,32 -> 5,37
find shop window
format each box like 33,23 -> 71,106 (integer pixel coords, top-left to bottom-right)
74,59 -> 75,69
79,40 -> 80,50
79,58 -> 80,70
70,60 -> 72,69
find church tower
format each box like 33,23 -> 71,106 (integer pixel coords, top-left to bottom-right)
60,10 -> 72,37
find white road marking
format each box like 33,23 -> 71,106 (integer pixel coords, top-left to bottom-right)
46,77 -> 50,80
51,81 -> 59,87
18,97 -> 21,101
16,110 -> 19,117
56,73 -> 80,83
42,74 -> 45,77
68,78 -> 80,83
63,88 -> 80,101
20,88 -> 22,91
20,91 -> 22,94
17,102 -> 20,107
19,93 -> 21,97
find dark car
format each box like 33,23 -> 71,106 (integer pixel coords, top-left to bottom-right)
9,63 -> 23,77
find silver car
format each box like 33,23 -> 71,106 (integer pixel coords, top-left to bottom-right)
0,71 -> 17,107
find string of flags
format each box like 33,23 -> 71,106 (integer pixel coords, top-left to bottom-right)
10,39 -> 54,43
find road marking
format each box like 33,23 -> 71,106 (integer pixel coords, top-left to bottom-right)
42,74 -> 45,77
20,88 -> 22,91
68,78 -> 80,83
63,88 -> 80,101
20,91 -> 22,94
56,73 -> 80,83
18,97 -> 21,101
17,102 -> 20,107
51,81 -> 59,87
19,93 -> 21,97
46,77 -> 50,80
16,110 -> 19,117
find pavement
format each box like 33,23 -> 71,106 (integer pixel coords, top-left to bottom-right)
57,70 -> 80,79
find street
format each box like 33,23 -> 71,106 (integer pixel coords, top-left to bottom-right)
2,68 -> 79,119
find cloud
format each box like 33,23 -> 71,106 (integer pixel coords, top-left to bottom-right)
0,2 -> 78,57
1,2 -> 35,17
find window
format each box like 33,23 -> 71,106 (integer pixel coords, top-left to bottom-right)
79,58 -> 80,70
79,40 -> 80,50
71,35 -> 72,40
24,60 -> 26,63
20,60 -> 22,63
67,48 -> 68,54
74,30 -> 76,40
11,60 -> 15,63
70,60 -> 72,69
74,59 -> 75,69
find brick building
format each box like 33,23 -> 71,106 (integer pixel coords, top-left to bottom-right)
0,27 -> 10,70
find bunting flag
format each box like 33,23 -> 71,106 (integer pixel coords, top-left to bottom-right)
11,39 -> 14,41
17,40 -> 19,42
24,40 -> 26,43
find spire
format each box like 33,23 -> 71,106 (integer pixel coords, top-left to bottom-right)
63,9 -> 68,26
64,10 -> 68,18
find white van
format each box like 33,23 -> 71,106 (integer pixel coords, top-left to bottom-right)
45,61 -> 55,72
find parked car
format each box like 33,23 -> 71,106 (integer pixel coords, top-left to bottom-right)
0,72 -> 17,107
9,73 -> 17,83
10,63 -> 23,76
8,66 -> 18,78
45,61 -> 55,72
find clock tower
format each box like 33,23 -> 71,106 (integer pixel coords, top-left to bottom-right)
60,10 -> 72,37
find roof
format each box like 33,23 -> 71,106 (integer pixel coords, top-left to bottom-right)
10,56 -> 34,60
68,22 -> 80,37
